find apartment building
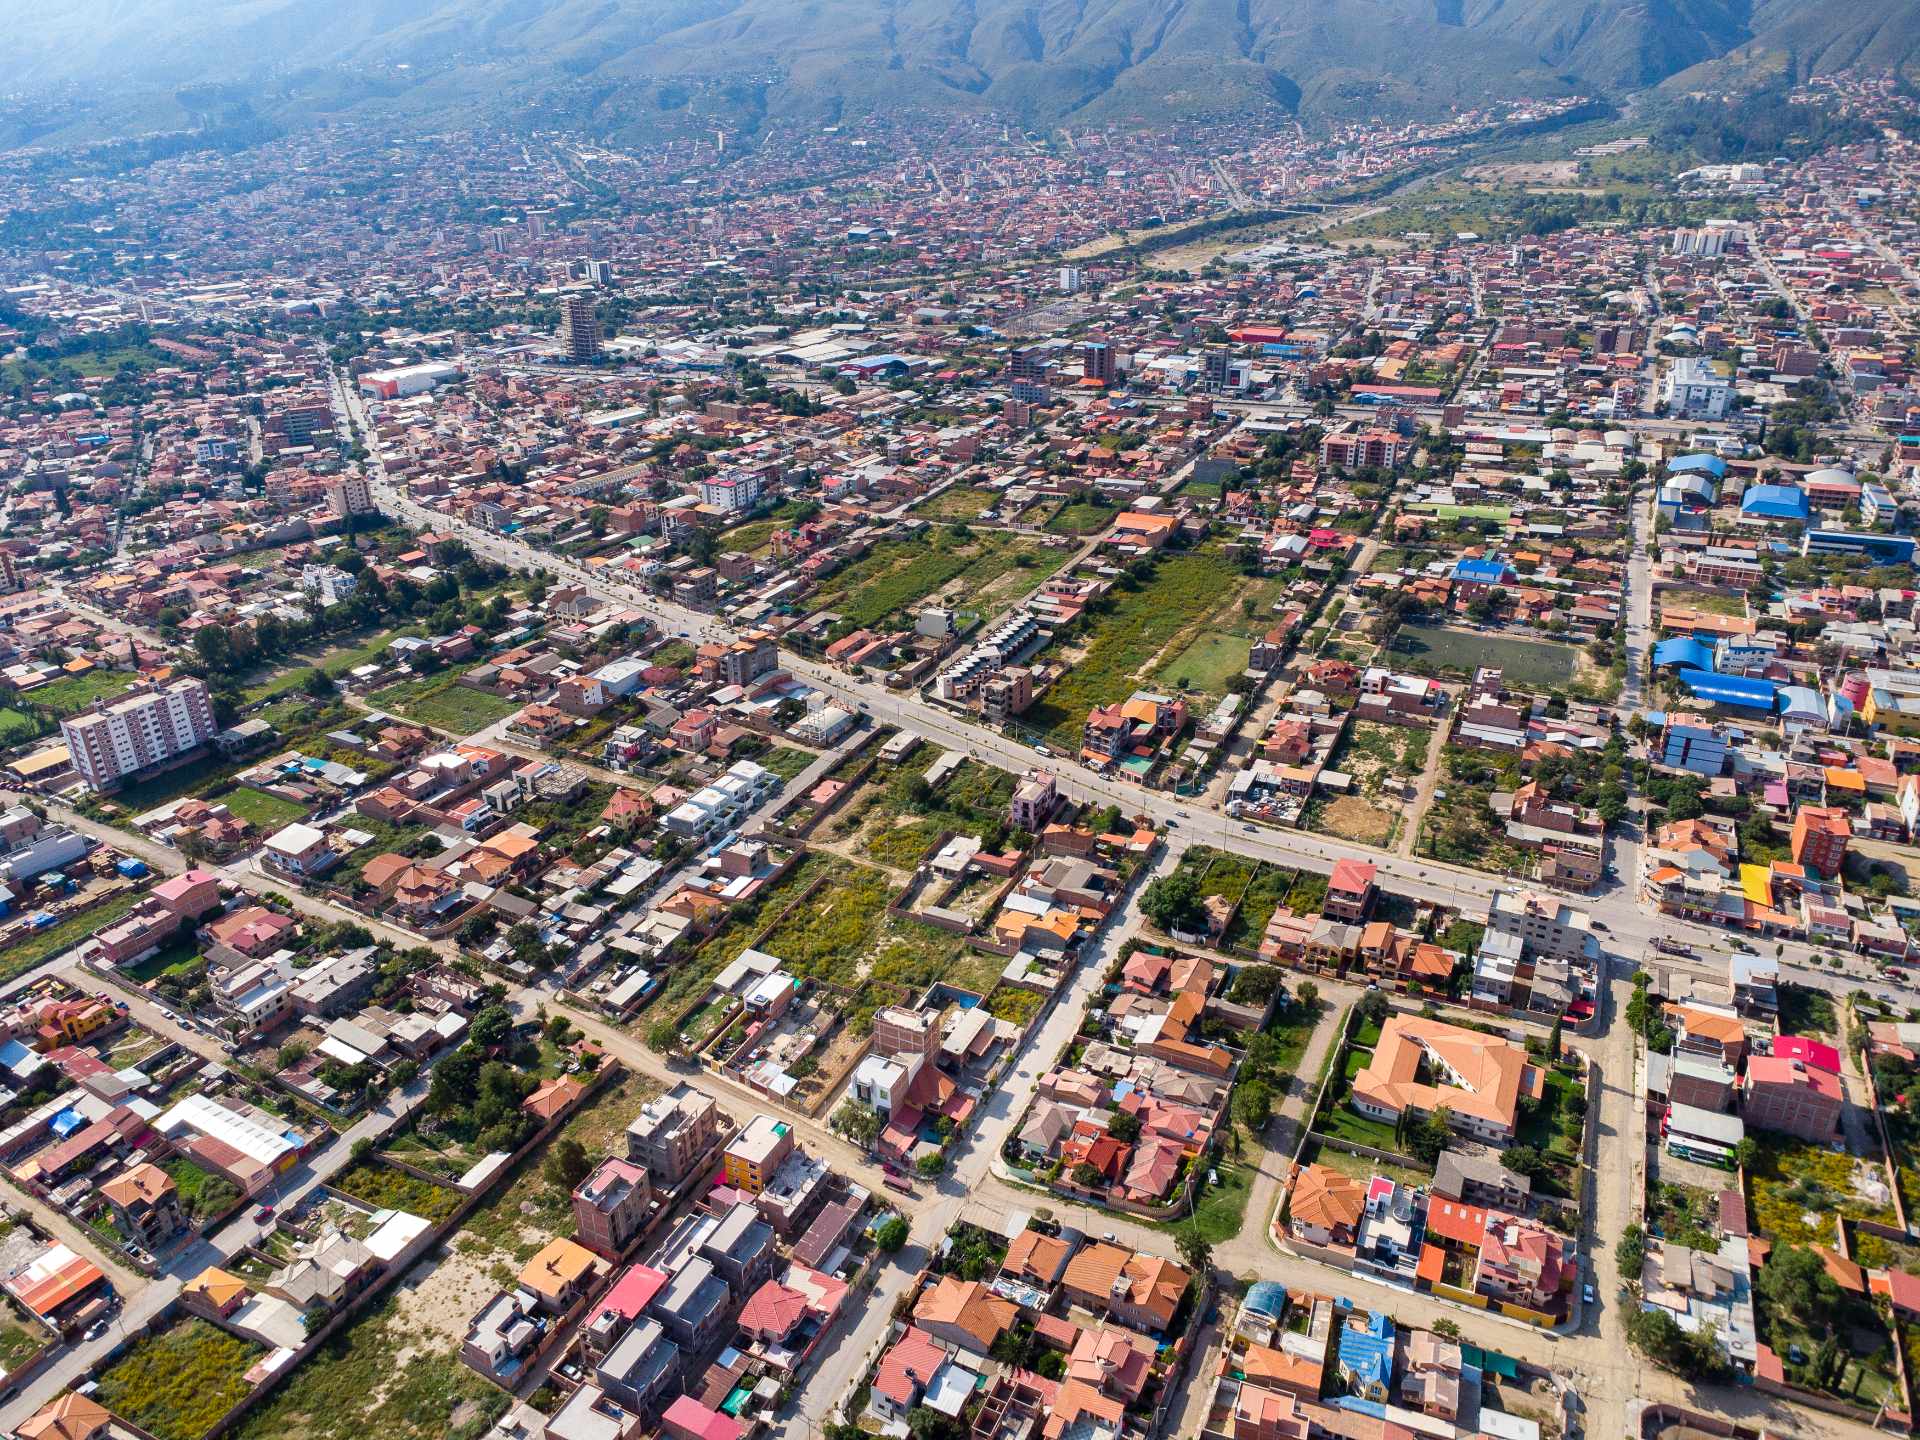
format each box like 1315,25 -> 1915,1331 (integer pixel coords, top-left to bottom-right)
625,1085 -> 722,1192
61,677 -> 218,790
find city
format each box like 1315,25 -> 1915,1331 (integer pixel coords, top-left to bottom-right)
0,29 -> 1918,1440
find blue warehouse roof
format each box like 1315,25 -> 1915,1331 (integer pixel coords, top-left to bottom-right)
1452,557 -> 1512,584
1740,483 -> 1810,521
1678,669 -> 1779,710
1652,637 -> 1715,672
1668,453 -> 1728,477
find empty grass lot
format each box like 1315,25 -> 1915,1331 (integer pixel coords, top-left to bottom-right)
221,786 -> 312,829
808,532 -> 1060,628
368,672 -> 520,735
21,670 -> 133,716
1,890 -> 142,985
1392,626 -> 1574,687
95,1319 -> 262,1440
1028,549 -> 1243,746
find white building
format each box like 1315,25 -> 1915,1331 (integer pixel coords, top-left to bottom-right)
60,677 -> 218,791
1662,358 -> 1732,420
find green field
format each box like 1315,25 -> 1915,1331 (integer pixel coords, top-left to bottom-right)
23,670 -> 135,716
222,786 -> 312,829
95,1319 -> 262,1440
241,626 -> 426,703
1044,500 -> 1118,535
229,1291 -> 506,1440
1027,549 -> 1244,746
1155,631 -> 1250,695
2,890 -> 142,985
911,487 -> 1003,521
807,532 -> 1060,628
1392,625 -> 1575,687
0,708 -> 41,747
368,673 -> 520,735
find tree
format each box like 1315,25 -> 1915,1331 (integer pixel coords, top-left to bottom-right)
1406,1107 -> 1452,1165
276,1038 -> 311,1069
544,1138 -> 591,1190
1755,1244 -> 1839,1327
1547,1015 -> 1562,1062
1295,980 -> 1320,1011
470,1005 -> 513,1050
389,1059 -> 419,1088
1501,1145 -> 1546,1179
1107,1109 -> 1142,1143
874,1216 -> 909,1253
1228,965 -> 1286,1006
916,1152 -> 947,1177
1236,1080 -> 1272,1132
1176,1226 -> 1213,1277
1617,1222 -> 1646,1279
1071,1161 -> 1105,1189
831,1101 -> 882,1148
1140,869 -> 1205,933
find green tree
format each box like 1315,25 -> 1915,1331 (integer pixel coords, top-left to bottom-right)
875,1216 -> 909,1253
544,1138 -> 591,1190
1177,1226 -> 1213,1277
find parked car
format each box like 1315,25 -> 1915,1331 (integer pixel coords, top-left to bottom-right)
255,1205 -> 275,1223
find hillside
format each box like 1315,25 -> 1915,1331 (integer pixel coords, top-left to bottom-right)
0,0 -> 1911,142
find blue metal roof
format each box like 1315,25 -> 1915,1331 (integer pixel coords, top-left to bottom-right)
1452,557 -> 1511,584
1740,483 -> 1809,521
1668,454 -> 1728,477
1678,669 -> 1778,710
1652,637 -> 1715,672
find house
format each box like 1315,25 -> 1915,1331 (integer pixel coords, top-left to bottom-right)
99,1161 -> 185,1247
871,1326 -> 965,1423
914,1274 -> 1018,1356
1742,1055 -> 1843,1141
518,1236 -> 601,1313
1059,1243 -> 1190,1333
1289,1164 -> 1365,1247
1323,860 -> 1376,922
573,1158 -> 653,1259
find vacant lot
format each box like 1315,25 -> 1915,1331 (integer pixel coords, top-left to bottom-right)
1028,549 -> 1245,745
1,889 -> 142,985
808,531 -> 1061,627
369,672 -> 520,735
96,1319 -> 262,1440
223,786 -> 312,829
22,670 -> 134,716
912,487 -> 1003,521
1392,625 -> 1575,687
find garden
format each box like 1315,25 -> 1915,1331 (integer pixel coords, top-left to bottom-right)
1753,1243 -> 1902,1411
95,1318 -> 263,1440
1415,749 -> 1531,875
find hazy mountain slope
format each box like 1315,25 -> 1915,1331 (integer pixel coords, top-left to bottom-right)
0,0 -> 1897,135
1662,0 -> 1920,90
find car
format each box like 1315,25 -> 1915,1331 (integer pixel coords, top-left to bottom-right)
1593,921 -> 1609,932
83,1321 -> 108,1342
1034,745 -> 1053,757
1244,824 -> 1258,834
1102,1231 -> 1116,1243
255,1205 -> 275,1223
1582,1284 -> 1596,1304
1164,819 -> 1178,829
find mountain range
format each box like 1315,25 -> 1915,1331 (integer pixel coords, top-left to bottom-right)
2,0 -> 1917,144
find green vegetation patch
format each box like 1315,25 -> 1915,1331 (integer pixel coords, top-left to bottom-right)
1392,626 -> 1575,686
21,670 -> 135,717
222,786 -> 312,829
229,1292 -> 507,1440
1028,549 -> 1244,746
96,1318 -> 261,1440
2,890 -> 142,986
331,1161 -> 463,1223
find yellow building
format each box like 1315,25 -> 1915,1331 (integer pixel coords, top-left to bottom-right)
722,1114 -> 793,1194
